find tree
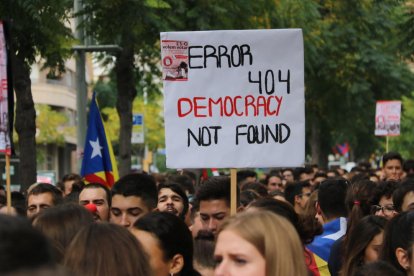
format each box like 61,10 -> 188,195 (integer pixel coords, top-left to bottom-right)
0,0 -> 73,190
253,0 -> 414,166
82,0 -> 274,176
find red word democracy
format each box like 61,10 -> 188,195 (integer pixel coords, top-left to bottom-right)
177,95 -> 283,118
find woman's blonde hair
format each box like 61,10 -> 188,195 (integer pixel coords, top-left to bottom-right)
218,211 -> 308,276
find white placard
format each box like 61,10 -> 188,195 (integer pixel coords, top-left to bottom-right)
375,101 -> 401,136
131,114 -> 144,144
161,29 -> 305,168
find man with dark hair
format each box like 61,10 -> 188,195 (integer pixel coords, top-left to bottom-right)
79,183 -> 111,221
195,176 -> 238,237
382,151 -> 403,181
110,173 -> 157,228
403,159 -> 414,179
57,173 -> 83,197
293,166 -> 314,181
307,178 -> 348,274
26,183 -> 63,218
284,181 -> 311,215
392,179 -> 414,213
236,169 -> 257,187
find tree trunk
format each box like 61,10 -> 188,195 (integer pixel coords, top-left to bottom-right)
310,118 -> 322,167
115,47 -> 136,177
12,53 -> 37,191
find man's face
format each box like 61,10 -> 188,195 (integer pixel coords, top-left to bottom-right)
402,191 -> 414,212
282,171 -> 294,183
27,192 -> 54,218
199,199 -> 230,237
295,187 -> 311,212
79,187 -> 110,221
383,159 -> 403,181
110,195 -> 150,228
157,188 -> 184,217
267,176 -> 283,192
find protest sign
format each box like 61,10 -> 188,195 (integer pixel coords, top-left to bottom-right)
161,29 -> 304,168
0,21 -> 11,155
375,101 -> 401,137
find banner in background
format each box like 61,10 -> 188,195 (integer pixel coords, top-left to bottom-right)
375,101 -> 401,136
0,21 -> 12,156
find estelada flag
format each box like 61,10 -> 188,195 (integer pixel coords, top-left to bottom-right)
80,92 -> 119,187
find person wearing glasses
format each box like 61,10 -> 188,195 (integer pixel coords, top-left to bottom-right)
371,181 -> 399,220
284,181 -> 312,215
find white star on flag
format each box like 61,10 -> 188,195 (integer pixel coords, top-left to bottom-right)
89,138 -> 103,159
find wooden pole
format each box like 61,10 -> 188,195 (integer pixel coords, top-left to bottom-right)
230,168 -> 237,215
5,154 -> 11,214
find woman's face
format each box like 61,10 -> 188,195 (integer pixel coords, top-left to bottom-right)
364,231 -> 384,263
131,229 -> 171,276
157,188 -> 185,217
214,230 -> 266,276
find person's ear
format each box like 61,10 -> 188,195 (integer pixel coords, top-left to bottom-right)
315,202 -> 322,215
396,247 -> 410,271
169,254 -> 184,275
294,195 -> 301,204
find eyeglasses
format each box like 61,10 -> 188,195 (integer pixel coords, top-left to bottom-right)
371,204 -> 395,214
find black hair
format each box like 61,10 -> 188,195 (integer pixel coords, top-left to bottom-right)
353,260 -> 404,276
341,215 -> 387,276
381,212 -> 414,273
167,174 -> 195,195
157,182 -> 189,220
240,181 -> 268,197
371,181 -> 398,206
392,179 -> 414,212
111,173 -> 157,210
403,159 -> 414,174
81,182 -> 112,207
27,183 -> 63,206
134,212 -> 200,276
318,178 -> 348,219
0,214 -> 54,273
382,152 -> 403,167
196,176 -> 238,207
236,169 -> 257,185
284,181 -> 311,206
345,179 -> 376,238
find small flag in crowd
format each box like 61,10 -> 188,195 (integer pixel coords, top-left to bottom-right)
201,168 -> 219,181
80,92 -> 119,187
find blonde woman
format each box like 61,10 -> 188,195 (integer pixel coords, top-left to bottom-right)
214,211 -> 308,276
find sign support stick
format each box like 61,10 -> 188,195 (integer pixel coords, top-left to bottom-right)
386,136 -> 389,152
230,168 -> 237,215
6,154 -> 11,214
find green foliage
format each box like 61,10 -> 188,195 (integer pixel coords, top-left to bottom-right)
0,0 -> 74,72
389,92 -> 414,157
101,94 -> 164,150
302,0 -> 414,162
35,105 -> 75,145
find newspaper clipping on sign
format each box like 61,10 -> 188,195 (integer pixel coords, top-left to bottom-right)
375,101 -> 401,136
161,29 -> 305,169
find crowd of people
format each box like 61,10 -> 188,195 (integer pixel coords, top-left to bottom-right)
1,151 -> 414,275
